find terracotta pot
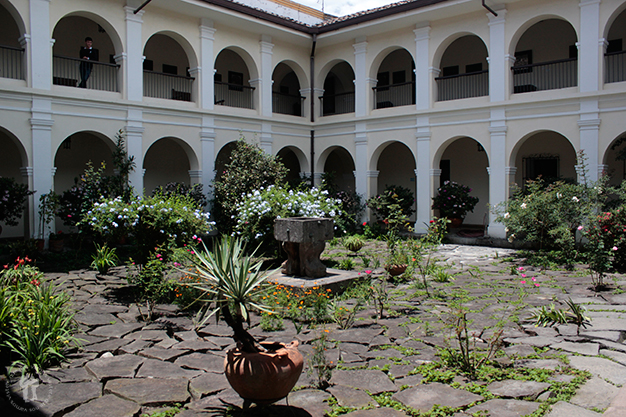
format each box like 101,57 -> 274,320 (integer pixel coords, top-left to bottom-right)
35,239 -> 45,251
224,340 -> 304,405
385,264 -> 407,276
449,217 -> 463,228
49,239 -> 64,253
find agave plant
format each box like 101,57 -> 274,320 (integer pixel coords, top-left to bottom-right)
184,236 -> 274,353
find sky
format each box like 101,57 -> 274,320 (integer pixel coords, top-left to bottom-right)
296,0 -> 400,17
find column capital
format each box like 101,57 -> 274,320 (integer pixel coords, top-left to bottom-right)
113,53 -> 127,64
366,170 -> 379,178
188,170 -> 203,179
413,25 -> 431,41
21,167 -> 34,177
249,78 -> 261,87
200,25 -> 216,40
30,118 -> 54,130
505,166 -> 517,175
579,0 -> 601,7
598,164 -> 608,176
489,125 -> 508,134
366,77 -> 377,87
19,34 -> 30,47
430,169 -> 441,176
124,6 -> 144,23
416,131 -> 431,141
188,67 -> 201,77
353,41 -> 368,54
124,125 -> 144,135
200,131 -> 216,141
578,118 -> 601,129
504,54 -> 517,65
51,167 -> 57,177
486,167 -> 491,175
428,67 -> 441,76
260,40 -> 274,54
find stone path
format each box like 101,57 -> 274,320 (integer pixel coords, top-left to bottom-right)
2,244 -> 626,417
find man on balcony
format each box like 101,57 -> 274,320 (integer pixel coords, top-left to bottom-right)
79,37 -> 99,88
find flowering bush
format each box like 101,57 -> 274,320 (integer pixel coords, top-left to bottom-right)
233,185 -> 341,248
432,181 -> 478,219
367,185 -> 415,223
81,194 -> 213,263
582,209 -> 626,287
0,177 -> 34,226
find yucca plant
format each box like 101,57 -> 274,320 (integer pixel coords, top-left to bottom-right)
183,236 -> 275,353
90,243 -> 119,274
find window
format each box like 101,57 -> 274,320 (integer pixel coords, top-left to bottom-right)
523,154 -> 560,183
442,66 -> 459,77
162,64 -> 177,75
569,45 -> 578,59
392,70 -> 405,84
377,72 -> 389,91
465,63 -> 483,74
440,160 -> 450,186
607,39 -> 623,54
228,71 -> 244,91
143,59 -> 154,71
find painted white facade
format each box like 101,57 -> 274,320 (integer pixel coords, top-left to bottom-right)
1,0 -> 626,239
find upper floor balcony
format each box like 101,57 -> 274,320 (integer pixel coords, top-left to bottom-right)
0,45 -> 24,80
606,50 -> 626,84
373,81 -> 415,108
53,55 -> 119,92
436,70 -> 488,101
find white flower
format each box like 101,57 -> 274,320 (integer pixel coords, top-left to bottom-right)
504,212 -> 510,219
520,203 -> 527,209
572,196 -> 579,202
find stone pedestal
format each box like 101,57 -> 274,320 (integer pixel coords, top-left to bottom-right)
274,217 -> 333,278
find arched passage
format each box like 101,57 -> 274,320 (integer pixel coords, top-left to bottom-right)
54,132 -> 115,194
143,138 -> 196,195
511,131 -> 577,186
372,48 -> 415,109
272,62 -> 304,116
318,146 -> 355,193
214,141 -> 238,183
143,33 -> 195,102
52,14 -> 121,91
277,146 -> 307,186
321,61 -> 355,116
436,35 -> 488,101
604,133 -> 626,187
0,127 -> 29,238
0,1 -> 26,80
435,137 -> 489,225
604,7 -> 626,84
374,141 -> 416,221
511,18 -> 578,93
215,48 -> 257,109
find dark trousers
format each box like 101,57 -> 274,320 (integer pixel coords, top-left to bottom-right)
79,63 -> 92,88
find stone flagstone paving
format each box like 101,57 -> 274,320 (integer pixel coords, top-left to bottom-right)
1,244 -> 626,417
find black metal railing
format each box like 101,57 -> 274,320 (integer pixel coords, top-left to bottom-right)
0,45 -> 24,80
605,50 -> 626,84
373,81 -> 415,109
319,91 -> 355,116
214,81 -> 255,109
512,58 -> 577,94
53,55 -> 119,91
143,70 -> 194,101
272,91 -> 304,116
435,70 -> 488,101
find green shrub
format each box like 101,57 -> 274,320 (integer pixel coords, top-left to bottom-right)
343,235 -> 364,253
367,185 -> 415,223
0,177 -> 34,226
152,182 -> 207,208
212,138 -> 287,233
90,243 -> 119,274
432,181 -> 479,219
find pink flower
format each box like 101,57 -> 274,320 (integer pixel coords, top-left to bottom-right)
520,280 -> 526,284
517,267 -> 524,271
534,283 -> 540,287
577,225 -> 583,231
531,277 -> 536,282
365,270 -> 372,274
521,274 -> 526,278
613,246 -> 618,251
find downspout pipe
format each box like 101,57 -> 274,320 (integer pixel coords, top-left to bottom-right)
482,0 -> 498,17
310,34 -> 317,188
134,0 -> 153,14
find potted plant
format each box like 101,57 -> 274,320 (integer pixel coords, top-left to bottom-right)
384,238 -> 409,276
432,181 -> 479,227
0,177 -> 34,236
48,231 -> 65,252
185,236 -> 303,407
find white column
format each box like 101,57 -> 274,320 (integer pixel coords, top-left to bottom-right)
415,124 -> 431,233
188,170 -> 202,185
188,67 -> 201,104
487,8 -> 507,102
201,116 -> 216,198
249,78 -> 261,111
487,121 -> 508,238
299,88 -> 311,119
124,108 -> 144,193
354,122 -> 368,201
200,20 -> 216,110
313,87 -> 324,120
506,166 -> 517,196
28,0 -> 52,90
260,35 -> 274,118
20,167 -> 34,238
366,170 -> 379,221
579,0 -> 601,93
260,122 -> 273,154
579,116 -> 601,182
353,37 -> 368,117
124,5 -> 144,101
413,25 -> 431,110
31,98 -> 54,238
